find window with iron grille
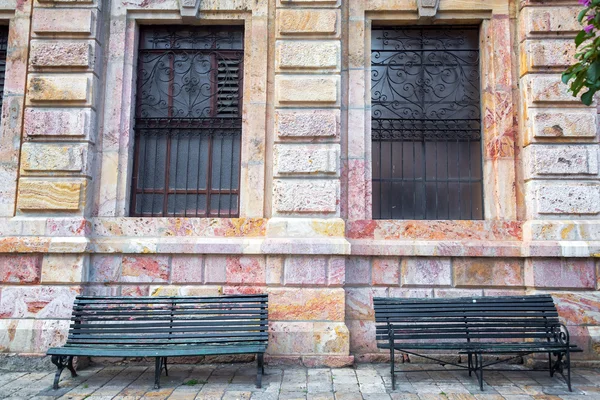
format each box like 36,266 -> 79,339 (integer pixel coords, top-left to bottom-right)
371,26 -> 483,220
0,26 -> 8,123
131,26 -> 243,217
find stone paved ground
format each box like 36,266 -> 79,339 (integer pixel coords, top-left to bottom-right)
0,363 -> 598,400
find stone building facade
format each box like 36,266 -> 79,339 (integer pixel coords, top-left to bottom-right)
0,0 -> 599,366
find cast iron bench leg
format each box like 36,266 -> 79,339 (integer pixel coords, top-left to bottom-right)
256,353 -> 264,388
51,355 -> 66,390
162,357 -> 168,376
477,353 -> 484,391
468,353 -> 472,377
67,356 -> 77,378
566,349 -> 572,392
154,357 -> 162,389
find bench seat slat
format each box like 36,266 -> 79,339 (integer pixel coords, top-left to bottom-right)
48,344 -> 267,358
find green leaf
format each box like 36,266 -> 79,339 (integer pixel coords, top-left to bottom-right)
588,60 -> 600,81
581,89 -> 596,105
575,31 -> 588,47
578,8 -> 589,23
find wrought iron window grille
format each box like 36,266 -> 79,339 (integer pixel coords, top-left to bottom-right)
131,26 -> 244,217
0,26 -> 8,124
371,26 -> 484,220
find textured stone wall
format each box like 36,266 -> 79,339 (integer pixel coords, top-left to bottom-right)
0,0 -> 599,366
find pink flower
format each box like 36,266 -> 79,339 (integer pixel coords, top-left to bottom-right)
585,24 -> 595,33
580,0 -> 592,6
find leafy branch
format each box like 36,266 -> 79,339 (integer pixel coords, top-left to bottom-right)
563,0 -> 600,105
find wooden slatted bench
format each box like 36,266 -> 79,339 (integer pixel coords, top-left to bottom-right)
374,295 -> 581,391
47,294 -> 268,390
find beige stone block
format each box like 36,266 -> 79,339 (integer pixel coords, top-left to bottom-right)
524,75 -> 583,105
274,144 -> 339,175
21,143 -> 85,173
530,110 -> 597,139
276,40 -> 340,71
276,76 -> 339,104
522,40 -> 576,74
30,41 -> 92,68
273,179 -> 339,214
41,254 -> 86,283
530,182 -> 600,215
27,74 -> 90,103
18,181 -> 82,211
520,6 -> 582,36
32,8 -> 95,35
275,109 -> 339,138
524,144 -> 599,178
277,9 -> 338,36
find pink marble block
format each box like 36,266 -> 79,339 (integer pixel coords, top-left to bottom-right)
0,254 -> 41,284
120,255 -> 169,283
526,259 -> 596,289
225,256 -> 266,285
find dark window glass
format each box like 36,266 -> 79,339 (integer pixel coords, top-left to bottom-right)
0,26 -> 8,122
131,26 -> 243,217
371,26 -> 483,220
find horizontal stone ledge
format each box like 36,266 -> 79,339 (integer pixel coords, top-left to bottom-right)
524,220 -> 600,241
1,235 -> 599,257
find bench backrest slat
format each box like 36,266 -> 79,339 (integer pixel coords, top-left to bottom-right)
66,294 -> 268,348
374,295 -> 561,343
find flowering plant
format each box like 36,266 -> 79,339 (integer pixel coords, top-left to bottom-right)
562,0 -> 600,105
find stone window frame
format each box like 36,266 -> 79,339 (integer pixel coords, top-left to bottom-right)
346,0 -> 520,223
96,2 -> 267,219
0,4 -> 31,217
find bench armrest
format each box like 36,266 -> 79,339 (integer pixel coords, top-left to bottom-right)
556,323 -> 570,347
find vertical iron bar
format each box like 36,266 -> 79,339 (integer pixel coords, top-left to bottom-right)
434,137 -> 438,219
172,133 -> 180,216
456,137 -> 461,219
183,133 -> 191,217
217,133 -> 225,217
228,133 -> 235,217
195,134 -> 203,217
379,140 -> 383,219
389,139 -> 393,219
468,137 -> 473,219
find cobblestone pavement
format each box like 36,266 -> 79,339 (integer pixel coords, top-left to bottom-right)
0,363 -> 598,399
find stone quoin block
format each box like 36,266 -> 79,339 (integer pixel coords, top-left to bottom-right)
530,110 -> 597,138
274,144 -> 339,175
401,257 -> 452,286
275,109 -> 339,138
32,9 -> 95,35
20,143 -> 85,173
17,181 -> 82,211
520,6 -> 582,36
30,41 -> 92,68
525,75 -> 582,104
24,108 -> 94,138
273,179 -> 339,213
276,76 -> 338,104
276,41 -> 340,70
453,258 -> 524,287
522,40 -> 576,72
535,183 -> 600,215
525,259 -> 596,289
27,75 -> 90,103
41,254 -> 87,284
524,144 -> 599,177
277,9 -> 338,36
